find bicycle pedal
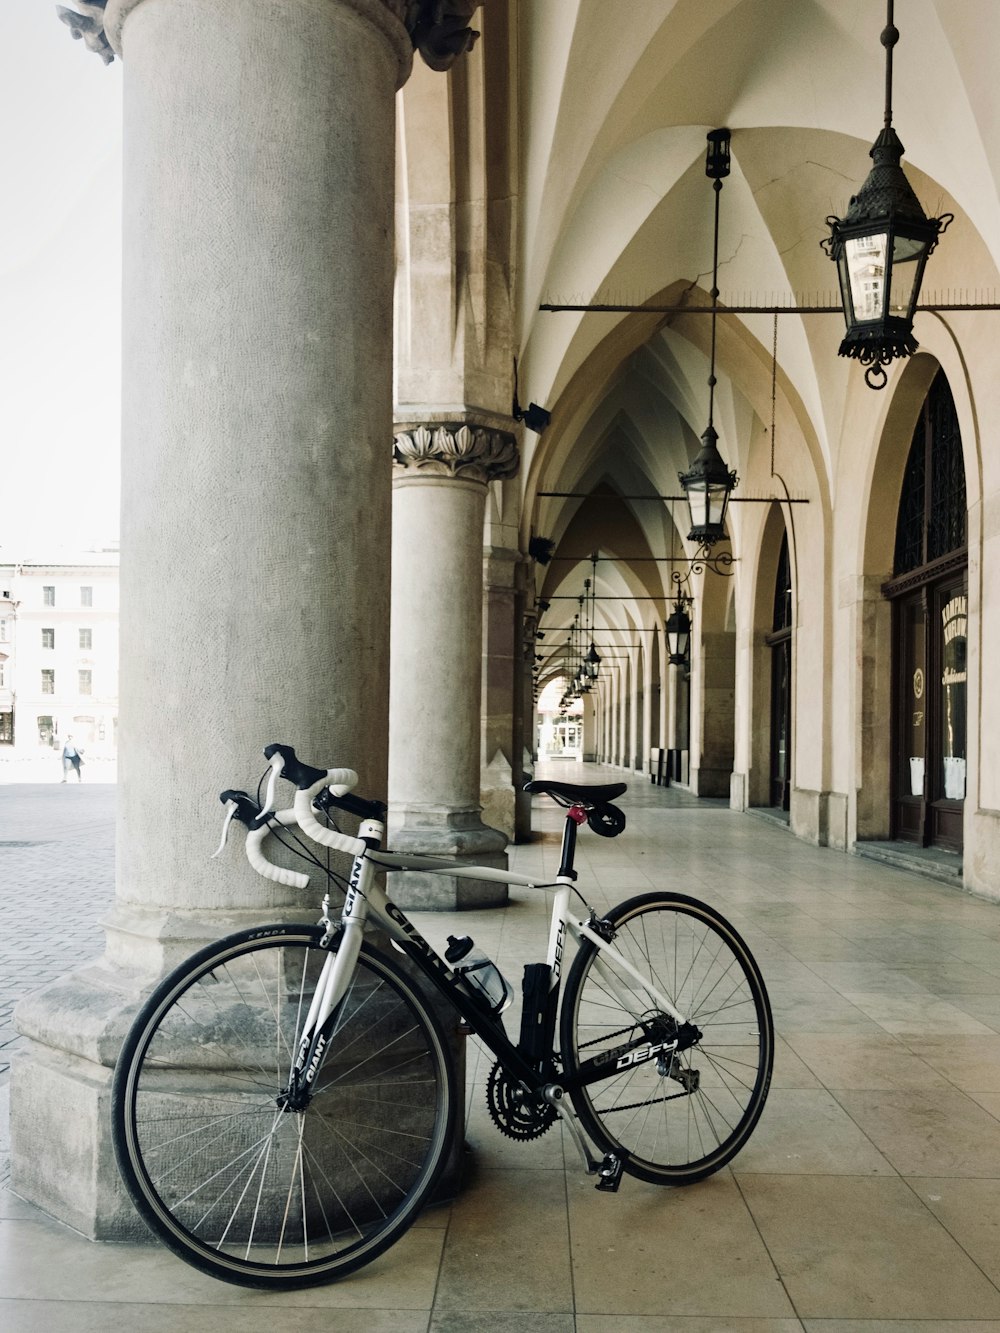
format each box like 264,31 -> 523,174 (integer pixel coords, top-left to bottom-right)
594,1153 -> 624,1192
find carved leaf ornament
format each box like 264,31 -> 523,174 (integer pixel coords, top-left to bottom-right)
57,0 -> 480,70
393,424 -> 519,484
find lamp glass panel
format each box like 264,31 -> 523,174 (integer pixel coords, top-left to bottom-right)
845,232 -> 888,323
668,627 -> 690,659
888,236 -> 925,317
687,486 -> 710,529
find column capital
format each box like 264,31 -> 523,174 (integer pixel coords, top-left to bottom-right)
393,422 -> 519,485
57,2 -> 114,64
60,0 -> 480,72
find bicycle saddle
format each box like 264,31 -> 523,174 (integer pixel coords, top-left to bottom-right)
522,778 -> 627,805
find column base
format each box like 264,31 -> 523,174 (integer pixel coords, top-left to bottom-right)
11,958 -> 155,1239
480,750 -> 516,842
388,810 -> 508,909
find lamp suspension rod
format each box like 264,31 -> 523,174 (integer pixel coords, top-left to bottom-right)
536,492 -> 808,503
541,555 -> 722,564
538,299 -> 1000,314
543,595 -> 704,601
883,0 -> 895,130
707,174 -> 722,429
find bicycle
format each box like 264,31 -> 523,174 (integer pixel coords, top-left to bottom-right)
112,742 -> 773,1289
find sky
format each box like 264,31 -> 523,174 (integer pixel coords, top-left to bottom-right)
2,2 -> 123,555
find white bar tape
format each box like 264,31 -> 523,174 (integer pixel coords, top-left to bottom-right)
293,781 -> 366,857
245,808 -> 311,889
323,767 -> 360,797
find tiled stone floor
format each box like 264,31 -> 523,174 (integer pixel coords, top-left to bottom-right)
6,762 -> 1000,1330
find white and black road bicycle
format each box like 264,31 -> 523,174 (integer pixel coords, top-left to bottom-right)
112,743 -> 773,1289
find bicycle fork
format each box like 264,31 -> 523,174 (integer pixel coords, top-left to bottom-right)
278,852 -> 375,1111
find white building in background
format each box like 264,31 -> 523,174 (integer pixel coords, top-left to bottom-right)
0,550 -> 119,755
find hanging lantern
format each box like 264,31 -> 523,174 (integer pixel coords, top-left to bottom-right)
679,425 -> 738,546
821,3 -> 951,389
678,128 -> 739,546
665,600 -> 692,666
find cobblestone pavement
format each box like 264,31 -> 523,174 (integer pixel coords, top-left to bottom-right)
0,782 -> 116,1185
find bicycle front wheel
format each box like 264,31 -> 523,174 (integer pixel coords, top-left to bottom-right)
112,925 -> 455,1288
560,893 -> 772,1184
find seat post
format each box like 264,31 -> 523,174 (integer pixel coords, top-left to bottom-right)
558,807 -> 586,880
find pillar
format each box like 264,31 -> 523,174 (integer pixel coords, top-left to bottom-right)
11,0 -> 480,1239
480,487 -> 523,841
646,639 -> 657,753
389,421 -> 517,907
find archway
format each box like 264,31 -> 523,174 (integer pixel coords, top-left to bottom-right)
883,369 -> 968,852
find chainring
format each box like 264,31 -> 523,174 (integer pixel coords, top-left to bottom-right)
486,1062 -> 558,1141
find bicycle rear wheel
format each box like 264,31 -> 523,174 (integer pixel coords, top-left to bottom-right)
560,893 -> 772,1184
112,925 -> 455,1288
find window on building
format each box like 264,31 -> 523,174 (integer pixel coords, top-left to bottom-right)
0,711 -> 11,744
37,715 -> 54,746
79,628 -> 93,651
80,586 -> 93,607
0,619 -> 7,641
42,627 -> 55,649
43,586 -> 55,607
79,669 -> 93,696
0,661 -> 5,687
41,669 -> 55,694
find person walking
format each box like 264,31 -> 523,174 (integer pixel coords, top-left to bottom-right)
61,736 -> 84,782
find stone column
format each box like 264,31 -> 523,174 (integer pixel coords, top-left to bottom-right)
619,665 -> 630,767
513,583 -> 536,837
608,669 -> 618,764
389,421 -> 517,907
480,490 -> 523,841
641,641 -> 654,772
12,0 -> 479,1239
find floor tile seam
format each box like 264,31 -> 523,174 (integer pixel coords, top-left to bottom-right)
897,1172 -> 1000,1300
729,1168 -> 803,1324
776,1043 -> 946,1163
816,1075 -> 973,1179
775,952 -> 927,1003
561,1109 -> 580,1323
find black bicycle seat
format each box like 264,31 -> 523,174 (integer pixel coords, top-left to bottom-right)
523,778 -> 627,805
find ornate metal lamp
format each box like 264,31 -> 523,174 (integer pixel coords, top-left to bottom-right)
821,0 -> 952,389
679,128 -> 739,545
665,599 -> 692,667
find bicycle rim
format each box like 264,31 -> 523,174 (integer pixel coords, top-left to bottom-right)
561,893 -> 773,1183
113,926 -> 454,1287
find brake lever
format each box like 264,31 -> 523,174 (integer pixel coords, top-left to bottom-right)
211,800 -> 239,859
211,789 -> 267,858
260,750 -> 285,817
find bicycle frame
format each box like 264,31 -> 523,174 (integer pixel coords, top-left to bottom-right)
285,812 -> 689,1128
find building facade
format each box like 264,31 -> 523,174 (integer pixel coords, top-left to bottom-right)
0,553 -> 119,757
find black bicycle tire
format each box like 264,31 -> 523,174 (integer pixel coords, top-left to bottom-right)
559,892 -> 773,1184
112,924 -> 456,1288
